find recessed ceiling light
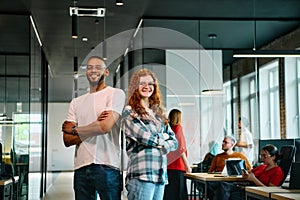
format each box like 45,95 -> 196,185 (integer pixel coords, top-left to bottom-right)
116,0 -> 124,6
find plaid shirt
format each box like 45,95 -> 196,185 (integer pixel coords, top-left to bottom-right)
123,106 -> 178,184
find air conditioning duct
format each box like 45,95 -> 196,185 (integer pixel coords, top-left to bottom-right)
69,7 -> 105,17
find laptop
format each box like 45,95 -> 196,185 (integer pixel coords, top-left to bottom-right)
282,162 -> 300,189
226,159 -> 245,176
219,159 -> 246,177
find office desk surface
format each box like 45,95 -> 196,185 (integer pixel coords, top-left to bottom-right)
0,178 -> 13,186
0,176 -> 19,186
246,186 -> 300,198
185,173 -> 247,200
185,172 -> 246,182
271,192 -> 300,200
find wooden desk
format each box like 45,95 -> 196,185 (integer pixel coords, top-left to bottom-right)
271,193 -> 300,200
0,176 -> 19,200
0,178 -> 14,186
246,186 -> 300,200
185,173 -> 246,200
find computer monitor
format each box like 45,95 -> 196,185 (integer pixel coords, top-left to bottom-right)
225,159 -> 246,176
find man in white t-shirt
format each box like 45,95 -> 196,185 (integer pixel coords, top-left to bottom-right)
236,117 -> 254,164
62,56 -> 125,200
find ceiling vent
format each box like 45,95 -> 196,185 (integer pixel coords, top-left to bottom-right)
69,7 -> 105,17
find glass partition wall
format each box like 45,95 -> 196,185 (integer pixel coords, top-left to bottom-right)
0,14 -> 31,199
126,18 -> 300,168
0,14 -> 48,199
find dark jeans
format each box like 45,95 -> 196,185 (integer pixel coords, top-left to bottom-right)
163,170 -> 188,200
207,182 -> 244,200
74,163 -> 121,200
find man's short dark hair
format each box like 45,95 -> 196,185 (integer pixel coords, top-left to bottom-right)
87,56 -> 107,67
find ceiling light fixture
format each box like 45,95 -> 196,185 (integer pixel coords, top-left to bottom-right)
232,16 -> 300,58
82,37 -> 88,42
72,13 -> 78,39
73,56 -> 78,74
71,1 -> 78,39
69,7 -> 105,17
133,19 -> 143,38
202,34 -> 224,95
69,2 -> 106,39
116,0 -> 124,6
233,50 -> 300,58
103,1 -> 107,61
103,40 -> 107,60
30,16 -> 42,46
201,89 -> 224,95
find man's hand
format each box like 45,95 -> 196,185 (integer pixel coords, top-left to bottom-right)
62,120 -> 82,147
97,111 -> 110,121
63,132 -> 82,147
62,121 -> 76,134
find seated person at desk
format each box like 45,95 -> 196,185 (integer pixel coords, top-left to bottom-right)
243,144 -> 284,186
206,135 -> 251,200
212,144 -> 284,200
208,135 -> 252,173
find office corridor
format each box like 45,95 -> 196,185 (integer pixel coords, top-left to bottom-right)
39,172 -> 128,200
38,172 -> 195,200
41,172 -> 74,200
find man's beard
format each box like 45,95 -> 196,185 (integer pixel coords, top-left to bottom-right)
223,147 -> 228,152
88,74 -> 105,87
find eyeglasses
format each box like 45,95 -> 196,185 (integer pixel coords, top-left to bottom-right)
260,154 -> 271,158
222,140 -> 232,144
86,65 -> 106,71
139,81 -> 155,87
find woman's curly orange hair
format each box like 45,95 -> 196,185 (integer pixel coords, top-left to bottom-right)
127,68 -> 166,122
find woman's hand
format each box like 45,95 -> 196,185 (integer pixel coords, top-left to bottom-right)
185,166 -> 192,173
242,171 -> 256,182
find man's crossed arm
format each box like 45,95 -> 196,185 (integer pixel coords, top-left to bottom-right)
62,110 -> 118,147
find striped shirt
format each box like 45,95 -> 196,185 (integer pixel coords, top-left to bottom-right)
123,106 -> 178,184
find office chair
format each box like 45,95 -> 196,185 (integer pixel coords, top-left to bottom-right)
277,145 -> 296,186
190,152 -> 215,199
228,145 -> 297,200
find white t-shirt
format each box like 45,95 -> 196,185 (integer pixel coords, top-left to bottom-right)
240,127 -> 254,164
66,86 -> 125,170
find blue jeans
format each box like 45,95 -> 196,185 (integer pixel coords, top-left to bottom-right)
126,178 -> 165,200
74,164 -> 121,200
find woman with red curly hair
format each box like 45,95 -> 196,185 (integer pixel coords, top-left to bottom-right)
123,68 -> 178,200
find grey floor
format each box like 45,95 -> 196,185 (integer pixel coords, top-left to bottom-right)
38,172 -> 128,200
41,172 -> 74,200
